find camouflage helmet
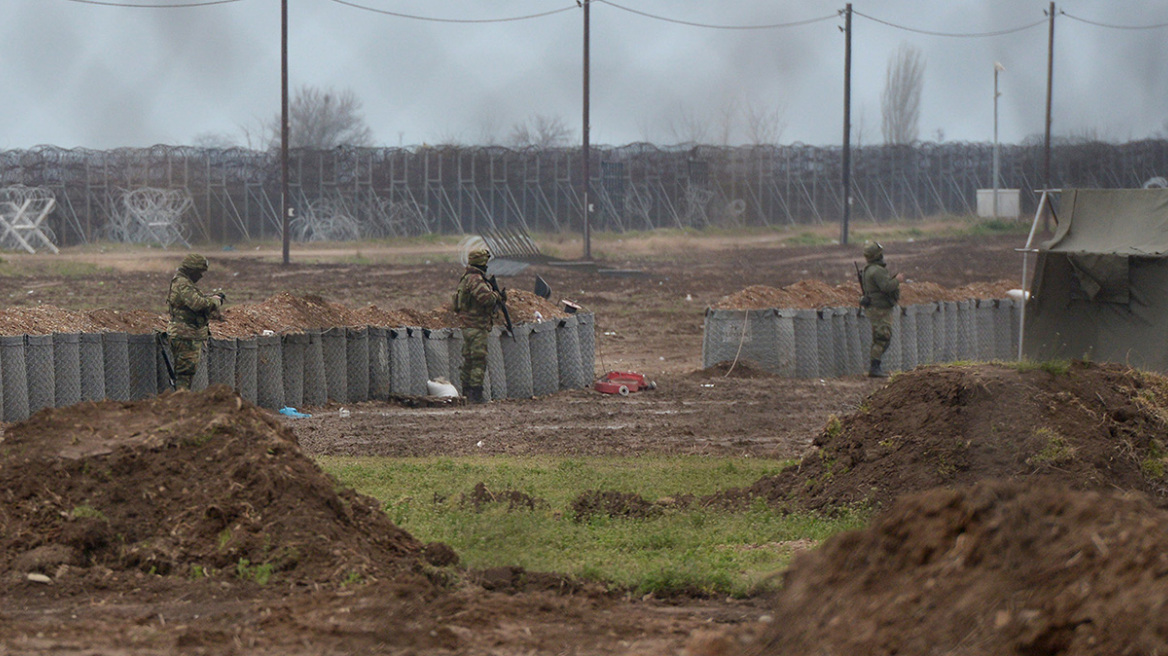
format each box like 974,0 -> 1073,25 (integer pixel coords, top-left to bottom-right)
181,253 -> 209,271
467,248 -> 491,267
862,241 -> 884,262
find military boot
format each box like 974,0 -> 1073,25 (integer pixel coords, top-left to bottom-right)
868,359 -> 889,379
465,386 -> 486,404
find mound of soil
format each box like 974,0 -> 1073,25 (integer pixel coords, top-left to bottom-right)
0,289 -> 570,338
0,386 -> 429,591
460,482 -> 544,512
571,490 -> 664,521
710,279 -> 1017,310
724,361 -> 1168,512
746,479 -> 1168,656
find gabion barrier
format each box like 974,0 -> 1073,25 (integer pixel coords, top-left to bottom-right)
52,333 -> 81,408
703,301 -> 1020,378
0,315 -> 594,421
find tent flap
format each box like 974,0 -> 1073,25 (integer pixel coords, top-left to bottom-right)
1043,188 -> 1168,256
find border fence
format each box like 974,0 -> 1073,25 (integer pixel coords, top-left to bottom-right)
2,140 -> 1166,246
0,315 -> 594,422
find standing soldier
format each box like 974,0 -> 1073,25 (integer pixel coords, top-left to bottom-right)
860,241 -> 904,378
454,248 -> 504,404
166,253 -> 225,390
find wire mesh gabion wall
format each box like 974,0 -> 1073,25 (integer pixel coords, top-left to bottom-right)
1,141 -> 1166,246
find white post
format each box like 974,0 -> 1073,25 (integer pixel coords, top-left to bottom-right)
993,62 -> 1005,218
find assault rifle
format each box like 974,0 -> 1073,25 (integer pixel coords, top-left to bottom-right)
155,331 -> 176,390
488,275 -> 515,338
854,262 -> 871,308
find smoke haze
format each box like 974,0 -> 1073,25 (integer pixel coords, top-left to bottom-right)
1,0 -> 1164,149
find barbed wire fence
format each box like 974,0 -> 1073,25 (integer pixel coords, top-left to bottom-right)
104,187 -> 193,248
0,140 -> 1165,247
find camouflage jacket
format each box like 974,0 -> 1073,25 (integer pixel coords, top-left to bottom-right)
453,266 -> 501,331
862,259 -> 900,309
166,271 -> 222,340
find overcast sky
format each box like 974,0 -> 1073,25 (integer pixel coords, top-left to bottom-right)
2,0 -> 1165,150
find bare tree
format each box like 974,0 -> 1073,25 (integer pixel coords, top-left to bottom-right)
714,98 -> 740,146
507,114 -> 574,148
880,44 -> 925,146
743,101 -> 787,146
664,105 -> 711,145
191,131 -> 238,149
267,85 -> 374,149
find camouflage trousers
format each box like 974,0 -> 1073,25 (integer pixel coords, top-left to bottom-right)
867,306 -> 894,361
460,327 -> 489,389
170,337 -> 205,390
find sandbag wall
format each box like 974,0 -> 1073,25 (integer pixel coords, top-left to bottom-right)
0,314 -> 595,421
702,299 -> 1020,378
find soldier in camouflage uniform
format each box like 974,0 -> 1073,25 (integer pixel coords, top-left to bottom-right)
860,241 -> 903,378
453,248 -> 503,404
166,253 -> 225,390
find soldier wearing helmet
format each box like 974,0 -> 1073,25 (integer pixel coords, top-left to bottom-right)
453,247 -> 503,403
166,253 -> 225,390
860,241 -> 904,378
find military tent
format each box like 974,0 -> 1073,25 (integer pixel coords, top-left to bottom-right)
1023,188 -> 1168,371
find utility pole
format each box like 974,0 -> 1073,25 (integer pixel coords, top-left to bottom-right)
281,0 -> 291,265
1044,3 -> 1055,186
581,0 -> 592,260
993,62 -> 1004,218
840,4 -> 852,245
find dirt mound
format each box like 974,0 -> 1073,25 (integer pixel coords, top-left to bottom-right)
745,479 -> 1168,656
459,482 -> 544,512
722,361 -> 1168,512
0,386 -> 428,590
571,490 -> 664,521
711,279 -> 1018,310
0,290 -> 572,338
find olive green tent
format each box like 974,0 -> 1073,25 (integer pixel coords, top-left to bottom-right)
1023,188 -> 1168,371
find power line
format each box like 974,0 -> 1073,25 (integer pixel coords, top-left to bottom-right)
853,10 -> 1046,38
1061,11 -> 1168,30
60,0 -> 241,7
327,0 -> 577,23
596,1 -> 837,30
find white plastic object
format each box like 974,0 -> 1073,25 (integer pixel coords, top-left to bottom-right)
427,379 -> 459,397
618,385 -> 630,396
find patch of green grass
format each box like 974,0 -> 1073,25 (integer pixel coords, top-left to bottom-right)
1141,439 -> 1168,479
235,558 -> 274,585
0,260 -> 111,278
962,219 -> 1033,236
1028,427 -> 1075,466
318,455 -> 864,597
70,505 -> 107,521
786,231 -> 835,247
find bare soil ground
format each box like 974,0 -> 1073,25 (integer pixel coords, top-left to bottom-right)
11,228 -> 1165,655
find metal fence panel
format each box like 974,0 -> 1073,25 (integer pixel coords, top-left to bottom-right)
321,327 -> 348,403
127,333 -> 158,400
1,335 -> 29,421
529,321 -> 559,396
501,324 -> 534,399
236,337 -> 258,403
25,334 -> 55,414
101,333 -> 131,401
256,334 -> 284,409
52,332 -> 81,407
346,326 -> 370,402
